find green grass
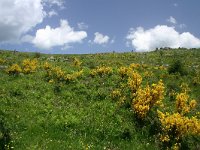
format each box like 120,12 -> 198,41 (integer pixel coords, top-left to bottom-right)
0,49 -> 200,149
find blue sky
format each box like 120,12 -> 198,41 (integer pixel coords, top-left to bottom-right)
0,0 -> 200,54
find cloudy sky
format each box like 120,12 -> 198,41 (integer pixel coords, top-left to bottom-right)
0,0 -> 200,54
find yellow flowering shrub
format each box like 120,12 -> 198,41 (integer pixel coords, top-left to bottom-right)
90,66 -> 112,76
118,64 -> 141,78
64,70 -> 83,81
129,63 -> 140,69
132,80 -> 164,119
73,57 -> 82,67
118,66 -> 129,78
128,71 -> 142,94
176,92 -> 197,115
22,59 -> 38,74
6,64 -> 22,75
46,66 -> 83,82
48,67 -> 65,81
43,62 -> 52,70
158,86 -> 199,149
157,111 -> 200,142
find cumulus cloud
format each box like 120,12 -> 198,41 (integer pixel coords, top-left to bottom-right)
77,22 -> 88,30
93,32 -> 110,45
42,0 -> 64,8
48,10 -> 58,17
167,16 -> 177,24
126,25 -> 200,52
0,0 -> 46,43
32,20 -> 87,49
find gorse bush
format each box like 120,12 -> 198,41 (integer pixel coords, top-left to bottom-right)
45,65 -> 83,82
176,92 -> 197,115
6,64 -> 22,75
128,71 -> 142,95
157,85 -> 199,149
22,59 -> 38,74
132,80 -> 165,119
157,111 -> 200,149
90,66 -> 113,76
6,59 -> 38,75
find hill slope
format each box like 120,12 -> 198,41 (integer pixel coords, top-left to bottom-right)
0,49 -> 200,149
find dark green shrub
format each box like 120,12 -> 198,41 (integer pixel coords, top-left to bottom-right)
168,60 -> 187,76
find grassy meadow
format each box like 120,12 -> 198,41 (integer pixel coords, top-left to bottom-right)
0,49 -> 200,150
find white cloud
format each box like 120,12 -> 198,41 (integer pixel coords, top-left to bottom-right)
93,32 -> 110,45
42,0 -> 64,8
48,10 -> 58,17
0,0 -> 46,43
126,25 -> 200,52
32,20 -> 87,49
77,22 -> 88,30
179,24 -> 187,29
167,16 -> 177,24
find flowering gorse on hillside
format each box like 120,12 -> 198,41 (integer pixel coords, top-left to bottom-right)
176,92 -> 197,115
45,64 -> 83,83
90,66 -> 112,76
129,63 -> 140,70
43,62 -> 52,70
128,71 -> 142,94
73,57 -> 82,67
6,64 -> 22,75
158,84 -> 199,149
118,66 -> 129,78
157,111 -> 200,142
132,80 -> 165,119
22,59 -> 38,74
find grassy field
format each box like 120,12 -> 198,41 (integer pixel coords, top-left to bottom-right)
0,49 -> 200,150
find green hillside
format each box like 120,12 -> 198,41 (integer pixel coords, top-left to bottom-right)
0,49 -> 200,150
